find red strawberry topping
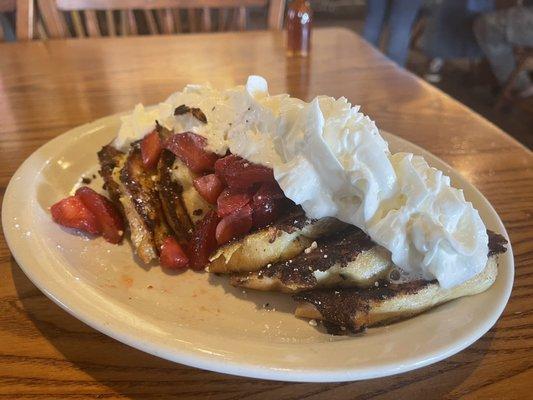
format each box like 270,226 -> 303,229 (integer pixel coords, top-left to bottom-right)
215,204 -> 253,245
164,132 -> 219,174
50,195 -> 100,236
75,186 -> 124,244
140,130 -> 162,169
160,237 -> 189,269
187,211 -> 220,270
193,173 -> 224,205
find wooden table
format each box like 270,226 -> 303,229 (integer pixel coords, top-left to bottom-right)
0,28 -> 532,399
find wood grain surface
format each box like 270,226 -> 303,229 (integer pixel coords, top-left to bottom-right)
0,28 -> 532,399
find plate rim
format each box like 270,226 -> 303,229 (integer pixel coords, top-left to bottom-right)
2,112 -> 514,382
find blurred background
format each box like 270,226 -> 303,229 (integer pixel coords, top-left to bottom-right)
1,0 -> 531,148
311,0 -> 533,149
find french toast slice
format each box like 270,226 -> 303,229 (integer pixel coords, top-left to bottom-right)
167,154 -> 213,224
99,141 -> 174,263
157,149 -> 194,243
97,145 -> 125,215
120,142 -> 175,263
294,255 -> 498,333
135,123 -> 346,272
207,209 -> 347,274
293,232 -> 507,333
156,124 -> 211,240
229,227 -> 393,293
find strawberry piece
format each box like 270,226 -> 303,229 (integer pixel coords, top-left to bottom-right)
216,204 -> 253,245
215,155 -> 275,190
214,154 -> 238,185
188,210 -> 220,270
193,173 -> 224,204
51,195 -> 100,235
217,188 -> 252,217
75,187 -> 124,244
160,237 -> 189,270
254,181 -> 285,201
251,197 -> 285,229
140,130 -> 162,169
251,182 -> 287,228
164,132 -> 219,174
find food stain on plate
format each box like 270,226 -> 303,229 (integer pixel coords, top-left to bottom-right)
121,274 -> 134,288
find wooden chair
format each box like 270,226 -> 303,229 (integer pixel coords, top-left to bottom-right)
495,46 -> 533,111
0,0 -> 16,41
37,0 -> 285,39
0,0 -> 33,41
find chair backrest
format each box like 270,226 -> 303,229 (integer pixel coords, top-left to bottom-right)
0,0 -> 46,42
37,0 -> 285,39
0,0 -> 16,41
0,0 -> 33,41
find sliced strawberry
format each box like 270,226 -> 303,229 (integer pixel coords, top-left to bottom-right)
75,187 -> 124,244
216,204 -> 253,245
251,197 -> 285,229
193,173 -> 224,204
217,188 -> 252,217
215,155 -> 275,190
51,195 -> 100,235
251,182 -> 287,228
188,210 -> 220,270
140,130 -> 162,169
160,237 -> 189,270
214,154 -> 239,185
254,181 -> 285,201
164,132 -> 219,174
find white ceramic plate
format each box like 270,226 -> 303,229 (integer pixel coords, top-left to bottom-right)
2,113 -> 513,382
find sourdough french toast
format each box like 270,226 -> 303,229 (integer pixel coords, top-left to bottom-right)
99,125 -> 345,273
294,255 -> 499,333
229,226 -> 393,292
99,141 -> 174,263
45,77 -> 510,337
92,102 -> 508,335
163,153 -> 213,226
157,149 -> 197,243
98,126 -> 508,334
208,209 -> 346,274
293,232 -> 507,333
157,124 -> 213,230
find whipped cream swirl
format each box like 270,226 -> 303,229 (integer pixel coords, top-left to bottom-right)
114,76 -> 488,288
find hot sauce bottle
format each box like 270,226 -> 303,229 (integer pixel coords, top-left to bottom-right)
286,0 -> 312,57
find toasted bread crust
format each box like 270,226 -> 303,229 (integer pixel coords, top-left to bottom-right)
168,157 -> 213,223
208,216 -> 346,273
294,255 -> 500,333
118,143 -> 173,263
97,145 -> 125,214
294,232 -> 507,333
230,227 -> 392,292
157,150 -> 193,243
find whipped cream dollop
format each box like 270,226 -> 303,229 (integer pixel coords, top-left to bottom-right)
114,76 -> 488,288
